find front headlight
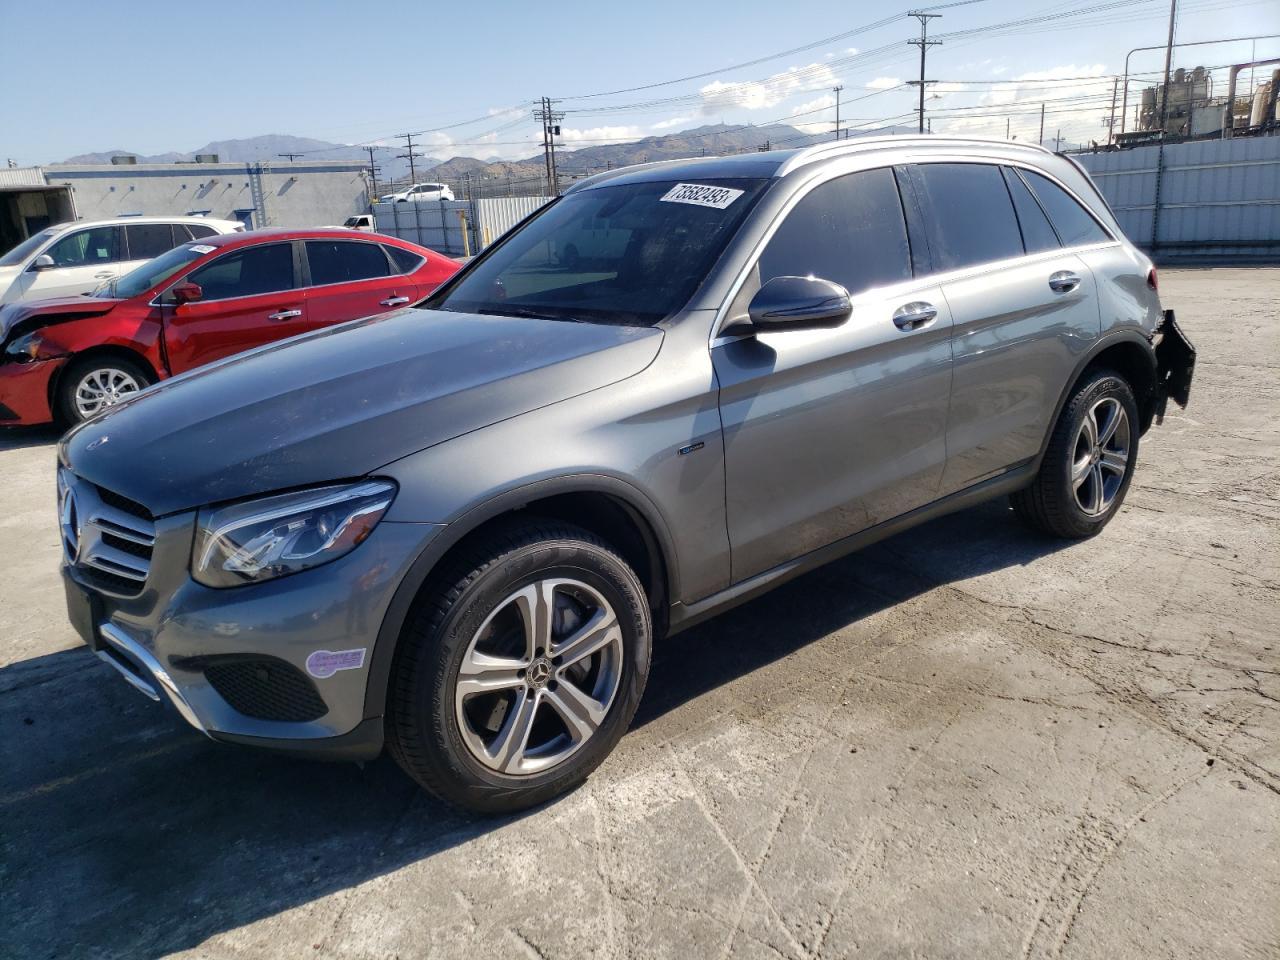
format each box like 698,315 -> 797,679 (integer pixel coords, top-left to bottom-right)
192,480 -> 397,588
5,330 -> 46,361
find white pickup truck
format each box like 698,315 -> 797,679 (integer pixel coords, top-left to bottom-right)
340,214 -> 376,232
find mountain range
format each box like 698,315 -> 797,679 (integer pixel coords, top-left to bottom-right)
55,123 -> 917,188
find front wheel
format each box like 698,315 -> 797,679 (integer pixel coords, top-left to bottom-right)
57,355 -> 153,425
1011,368 -> 1139,538
387,521 -> 651,813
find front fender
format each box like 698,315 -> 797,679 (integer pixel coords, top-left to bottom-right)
361,472 -> 681,722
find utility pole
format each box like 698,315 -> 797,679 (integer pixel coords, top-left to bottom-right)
757,139 -> 772,152
1054,128 -> 1062,151
277,152 -> 303,161
1151,0 -> 1179,248
364,146 -> 381,200
396,132 -> 425,187
1106,76 -> 1119,145
1039,103 -> 1046,145
1156,0 -> 1179,138
833,85 -> 844,141
1006,117 -> 1011,139
907,11 -> 941,134
533,97 -> 564,196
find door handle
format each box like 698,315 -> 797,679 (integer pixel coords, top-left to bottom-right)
94,271 -> 115,279
892,301 -> 938,331
1049,271 -> 1082,293
379,295 -> 411,306
268,309 -> 303,321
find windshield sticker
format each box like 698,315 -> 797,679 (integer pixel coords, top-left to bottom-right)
188,244 -> 217,254
659,183 -> 744,210
305,648 -> 367,679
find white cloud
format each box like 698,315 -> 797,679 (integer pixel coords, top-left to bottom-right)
934,63 -> 1113,146
698,61 -> 840,113
866,76 -> 902,90
558,125 -> 645,145
651,115 -> 693,130
789,94 -> 838,135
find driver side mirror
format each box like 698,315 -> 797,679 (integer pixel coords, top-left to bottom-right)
743,275 -> 852,333
170,281 -> 203,305
31,254 -> 55,272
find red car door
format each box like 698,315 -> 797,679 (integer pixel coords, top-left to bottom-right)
162,241 -> 308,374
302,238 -> 420,328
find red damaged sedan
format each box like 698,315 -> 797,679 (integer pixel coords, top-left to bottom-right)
0,228 -> 458,425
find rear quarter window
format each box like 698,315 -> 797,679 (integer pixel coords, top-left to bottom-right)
1019,170 -> 1111,247
385,245 -> 426,274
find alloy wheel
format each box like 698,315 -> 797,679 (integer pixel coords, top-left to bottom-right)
74,367 -> 141,419
1071,396 -> 1131,517
454,577 -> 624,776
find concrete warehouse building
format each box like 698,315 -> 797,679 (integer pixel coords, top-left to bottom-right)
39,158 -> 371,233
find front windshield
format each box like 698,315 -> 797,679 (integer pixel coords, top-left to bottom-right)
432,178 -> 768,326
109,243 -> 208,299
0,228 -> 58,267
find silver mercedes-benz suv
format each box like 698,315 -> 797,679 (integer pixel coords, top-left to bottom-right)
58,137 -> 1195,812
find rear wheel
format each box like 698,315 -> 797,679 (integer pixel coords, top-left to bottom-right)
1011,368 -> 1139,538
387,521 -> 651,813
57,355 -> 153,425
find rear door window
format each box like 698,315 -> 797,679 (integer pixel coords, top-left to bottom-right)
1019,170 -> 1110,247
913,163 -> 1024,272
186,223 -> 219,240
126,223 -> 178,260
757,166 -> 912,297
1002,167 -> 1060,254
187,243 -> 297,300
305,240 -> 392,285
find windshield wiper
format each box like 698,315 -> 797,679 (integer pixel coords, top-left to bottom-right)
473,306 -> 581,323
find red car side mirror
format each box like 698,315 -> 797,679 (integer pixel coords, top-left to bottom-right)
171,282 -> 203,304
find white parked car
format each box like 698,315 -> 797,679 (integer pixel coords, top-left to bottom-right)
379,183 -> 455,203
339,214 -> 376,232
0,216 -> 243,304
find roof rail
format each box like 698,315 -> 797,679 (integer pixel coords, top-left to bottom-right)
775,134 -> 1054,176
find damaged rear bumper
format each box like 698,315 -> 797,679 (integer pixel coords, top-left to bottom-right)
1154,309 -> 1195,422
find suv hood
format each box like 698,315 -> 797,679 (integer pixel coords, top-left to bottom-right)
60,308 -> 663,516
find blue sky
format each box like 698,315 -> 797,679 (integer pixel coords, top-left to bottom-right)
3,0 -> 1277,165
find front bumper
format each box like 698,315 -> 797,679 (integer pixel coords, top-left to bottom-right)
64,507 -> 442,760
0,357 -> 62,425
1153,309 -> 1196,421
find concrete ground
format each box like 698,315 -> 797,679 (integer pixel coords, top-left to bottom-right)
1,267 -> 1276,960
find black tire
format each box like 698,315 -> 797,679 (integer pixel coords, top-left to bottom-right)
1011,368 -> 1140,538
56,354 -> 154,425
387,520 -> 652,813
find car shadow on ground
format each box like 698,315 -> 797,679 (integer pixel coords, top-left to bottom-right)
0,498 -> 1071,958
0,424 -> 63,452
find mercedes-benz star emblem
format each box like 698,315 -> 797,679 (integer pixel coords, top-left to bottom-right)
527,659 -> 552,687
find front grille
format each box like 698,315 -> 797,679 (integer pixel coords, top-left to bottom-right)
60,472 -> 156,598
203,657 -> 329,723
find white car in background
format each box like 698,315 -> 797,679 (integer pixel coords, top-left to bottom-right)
379,183 -> 455,203
0,216 -> 243,304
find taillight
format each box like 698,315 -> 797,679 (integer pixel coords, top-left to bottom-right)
1147,266 -> 1158,291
